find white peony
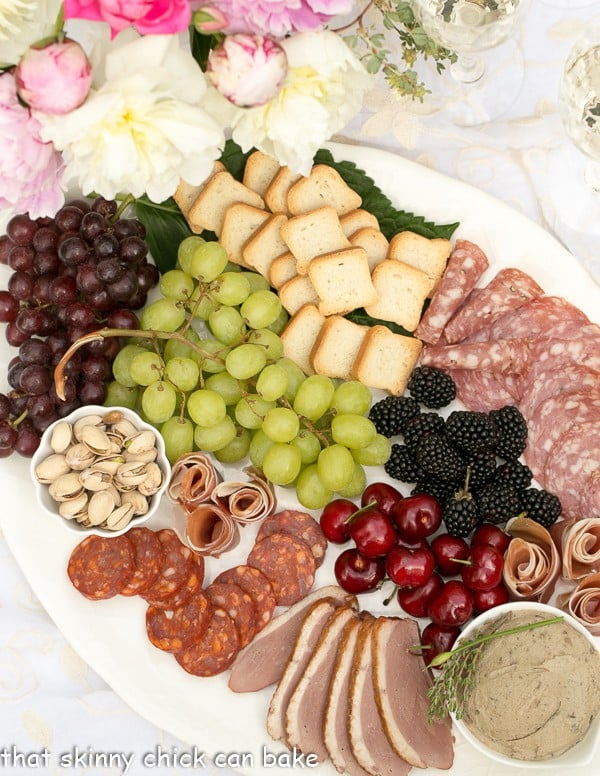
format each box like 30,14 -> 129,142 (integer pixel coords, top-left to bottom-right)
0,0 -> 62,66
222,31 -> 373,175
37,33 -> 225,203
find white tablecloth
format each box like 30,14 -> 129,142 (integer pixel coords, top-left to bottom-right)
1,1 -> 599,774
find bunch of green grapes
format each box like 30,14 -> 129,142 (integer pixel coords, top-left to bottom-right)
104,236 -> 391,510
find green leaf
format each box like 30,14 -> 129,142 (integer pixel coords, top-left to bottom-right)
345,309 -> 414,337
219,138 -> 254,181
134,197 -> 192,274
190,28 -> 220,71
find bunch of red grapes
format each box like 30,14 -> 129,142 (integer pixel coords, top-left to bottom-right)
319,482 -> 511,661
0,197 -> 159,457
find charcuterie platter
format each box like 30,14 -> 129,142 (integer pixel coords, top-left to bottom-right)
1,142 -> 599,776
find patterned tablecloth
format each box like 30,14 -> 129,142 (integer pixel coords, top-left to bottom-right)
1,1 -> 599,774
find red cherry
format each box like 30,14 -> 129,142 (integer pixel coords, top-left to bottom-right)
361,481 -> 403,516
396,571 -> 444,617
459,544 -> 504,592
334,548 -> 385,594
428,580 -> 474,626
473,583 -> 510,613
319,498 -> 357,544
385,545 -> 436,589
430,533 -> 470,576
348,507 -> 397,558
471,523 -> 512,555
391,493 -> 442,540
420,622 -> 461,664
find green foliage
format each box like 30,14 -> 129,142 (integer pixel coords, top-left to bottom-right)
134,197 -> 192,274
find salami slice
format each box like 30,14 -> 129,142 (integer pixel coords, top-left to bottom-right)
580,471 -> 600,519
174,607 -> 240,677
519,364 -> 600,421
443,268 -> 544,344
527,334 -> 600,381
490,296 -> 589,341
68,535 -> 134,601
143,556 -> 204,609
415,240 -> 489,345
139,529 -> 194,604
146,589 -> 211,652
206,581 -> 257,648
248,532 -> 316,606
421,339 -> 531,375
214,565 -> 276,631
256,510 -> 328,568
120,527 -> 164,597
450,370 -> 517,412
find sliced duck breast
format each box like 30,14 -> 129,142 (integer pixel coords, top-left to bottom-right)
372,616 -> 454,770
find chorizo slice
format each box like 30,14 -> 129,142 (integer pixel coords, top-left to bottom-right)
174,607 -> 240,677
146,589 -> 211,652
120,527 -> 164,597
68,535 -> 134,601
256,509 -> 327,568
206,581 -> 257,648
214,565 -> 276,631
139,528 -> 194,604
248,532 -> 316,606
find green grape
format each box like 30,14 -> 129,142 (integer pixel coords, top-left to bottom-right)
159,269 -> 194,301
293,375 -> 335,421
164,357 -> 199,392
337,463 -> 367,499
256,364 -> 288,401
141,381 -> 177,424
104,381 -> 139,409
140,298 -> 186,332
240,290 -> 281,329
160,416 -> 194,463
211,272 -> 251,306
262,442 -> 302,486
247,328 -> 283,361
295,464 -> 332,510
163,328 -> 201,363
177,235 -> 205,275
241,271 -> 270,293
262,407 -> 300,444
204,372 -> 246,405
189,287 -> 217,320
330,381 -> 372,415
112,344 -> 149,387
235,394 -> 275,430
209,306 -> 247,346
130,351 -> 164,386
190,241 -> 228,282
290,429 -> 321,465
194,416 -> 237,452
331,414 -> 377,449
214,427 -> 251,464
267,306 -> 289,335
187,389 -> 227,427
351,433 -> 392,466
248,429 -> 275,468
224,261 -> 242,273
317,444 -> 355,491
226,343 -> 267,380
197,339 -> 229,374
277,357 -> 306,402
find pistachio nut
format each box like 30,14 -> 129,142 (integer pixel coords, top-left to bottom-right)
111,419 -> 139,441
78,468 -> 113,492
124,430 -> 157,456
50,421 -> 73,454
124,447 -> 157,464
58,492 -> 88,520
78,426 -> 113,456
35,453 -> 70,484
114,461 -> 149,490
88,490 -> 118,525
105,503 -> 135,530
102,410 -> 125,425
138,462 -> 164,496
48,471 -> 85,502
120,489 -> 149,516
65,442 -> 97,471
73,415 -> 105,440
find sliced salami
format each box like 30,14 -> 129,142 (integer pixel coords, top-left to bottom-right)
255,509 -> 328,568
421,338 -> 531,375
146,589 -> 211,652
143,557 -> 204,609
443,268 -> 544,344
68,535 -> 134,601
415,239 -> 489,345
450,369 -> 517,412
206,581 -> 257,648
120,527 -> 164,597
527,333 -> 600,381
580,471 -> 600,518
490,296 -> 589,341
139,529 -> 194,604
544,420 -> 600,518
174,607 -> 240,677
214,565 -> 276,631
247,532 -> 316,606
519,364 -> 600,421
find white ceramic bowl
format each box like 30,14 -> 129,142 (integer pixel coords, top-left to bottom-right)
452,601 -> 600,769
30,405 -> 171,538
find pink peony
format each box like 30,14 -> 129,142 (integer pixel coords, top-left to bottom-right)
16,39 -> 92,115
210,0 -> 355,37
0,72 -> 64,218
192,4 -> 228,32
207,33 -> 287,107
63,0 -> 192,36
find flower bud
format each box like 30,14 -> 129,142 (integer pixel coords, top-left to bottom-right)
193,5 -> 229,33
207,33 -> 287,108
16,38 -> 92,115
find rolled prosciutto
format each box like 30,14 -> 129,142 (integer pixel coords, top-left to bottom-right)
503,516 -> 561,603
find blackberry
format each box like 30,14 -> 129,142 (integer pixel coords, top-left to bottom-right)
415,433 -> 465,482
385,444 -> 423,482
406,366 -> 456,409
403,412 -> 446,453
445,410 -> 498,455
463,449 -> 497,491
520,488 -> 562,528
442,480 -> 479,538
490,405 -> 528,460
476,483 -> 522,525
369,395 -> 420,437
412,477 -> 457,505
493,459 -> 533,492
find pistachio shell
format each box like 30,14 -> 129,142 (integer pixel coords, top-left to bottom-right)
124,447 -> 157,464
124,430 -> 157,456
65,443 -> 97,471
58,492 -> 88,519
138,461 -> 164,496
79,426 -> 112,455
105,483 -> 122,507
88,490 -> 118,525
48,472 -> 85,502
111,419 -> 138,440
114,461 -> 149,489
35,454 -> 70,484
94,457 -> 125,475
102,410 -> 125,425
105,503 -> 135,530
120,489 -> 149,516
78,468 -> 113,492
73,415 -> 105,440
50,421 -> 73,454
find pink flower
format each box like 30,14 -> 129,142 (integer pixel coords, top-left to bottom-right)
16,39 -> 92,115
63,0 -> 192,36
0,72 -> 64,218
212,0 -> 355,37
192,4 -> 228,33
207,33 -> 287,107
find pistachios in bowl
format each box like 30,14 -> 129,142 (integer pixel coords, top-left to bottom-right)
31,406 -> 171,536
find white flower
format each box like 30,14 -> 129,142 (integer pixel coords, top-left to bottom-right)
37,33 -> 225,203
0,0 -> 62,66
223,31 -> 373,175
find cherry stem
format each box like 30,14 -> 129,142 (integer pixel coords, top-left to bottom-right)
343,500 -> 377,525
382,582 -> 398,606
449,558 -> 472,566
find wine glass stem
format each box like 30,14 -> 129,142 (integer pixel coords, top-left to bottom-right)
450,53 -> 486,84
